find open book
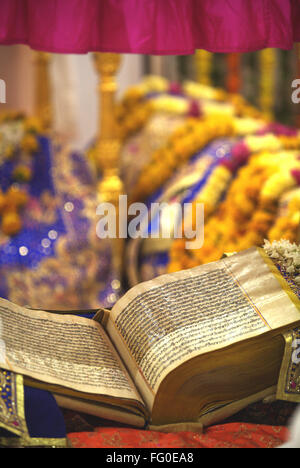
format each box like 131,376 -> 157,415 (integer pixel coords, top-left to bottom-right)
1,247 -> 300,430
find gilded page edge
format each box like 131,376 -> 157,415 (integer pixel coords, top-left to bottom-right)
54,394 -> 146,428
257,247 -> 300,314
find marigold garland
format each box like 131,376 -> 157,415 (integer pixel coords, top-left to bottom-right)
86,75 -> 268,175
108,75 -> 268,153
129,115 -> 236,203
168,150 -> 300,272
114,77 -> 300,276
0,113 -> 41,236
0,185 -> 28,236
129,114 -> 300,205
113,77 -> 300,204
268,189 -> 300,243
115,91 -> 154,141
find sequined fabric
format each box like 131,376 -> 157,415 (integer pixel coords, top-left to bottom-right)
0,136 -> 121,310
0,369 -> 27,436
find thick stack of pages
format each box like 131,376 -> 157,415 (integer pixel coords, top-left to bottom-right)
0,247 -> 299,429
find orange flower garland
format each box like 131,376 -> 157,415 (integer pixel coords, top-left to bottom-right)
0,113 -> 40,236
115,88 -> 154,141
0,186 -> 28,236
129,115 -> 235,203
268,190 -> 300,243
168,150 -> 300,272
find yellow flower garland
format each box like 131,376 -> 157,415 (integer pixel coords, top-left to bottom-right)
109,75 -> 267,153
130,113 -> 300,205
0,113 -> 41,236
129,115 -> 236,203
114,77 -> 300,275
268,190 -> 300,243
112,77 -> 294,204
168,150 -> 300,272
194,133 -> 300,218
0,186 -> 28,236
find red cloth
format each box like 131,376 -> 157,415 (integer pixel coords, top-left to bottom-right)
0,0 -> 300,55
67,423 -> 289,448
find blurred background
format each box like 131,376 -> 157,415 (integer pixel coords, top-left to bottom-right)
1,45 -> 299,151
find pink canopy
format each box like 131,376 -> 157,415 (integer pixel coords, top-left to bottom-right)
0,0 -> 300,55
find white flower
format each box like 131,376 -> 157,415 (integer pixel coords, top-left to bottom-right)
263,239 -> 300,279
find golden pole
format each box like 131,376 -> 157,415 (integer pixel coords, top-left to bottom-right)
259,48 -> 276,121
33,52 -> 52,131
93,53 -> 124,276
93,53 -> 123,203
195,50 -> 213,86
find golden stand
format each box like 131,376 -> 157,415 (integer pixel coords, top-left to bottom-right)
32,51 -> 125,276
33,52 -> 52,131
93,53 -> 124,276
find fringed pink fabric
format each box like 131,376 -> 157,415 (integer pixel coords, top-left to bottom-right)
0,0 -> 299,55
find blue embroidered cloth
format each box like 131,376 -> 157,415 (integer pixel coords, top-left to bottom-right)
129,138 -> 235,284
0,135 -> 121,310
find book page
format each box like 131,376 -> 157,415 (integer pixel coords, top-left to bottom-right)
107,247 -> 300,409
0,298 -> 142,403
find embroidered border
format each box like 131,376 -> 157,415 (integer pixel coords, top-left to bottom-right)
0,369 -> 28,436
0,368 -> 67,447
264,259 -> 300,402
0,436 -> 68,448
277,327 -> 300,403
